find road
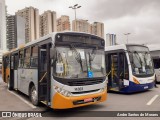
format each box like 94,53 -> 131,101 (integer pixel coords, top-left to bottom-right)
0,76 -> 160,120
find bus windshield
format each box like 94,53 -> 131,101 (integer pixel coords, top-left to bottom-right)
53,46 -> 105,79
128,46 -> 154,77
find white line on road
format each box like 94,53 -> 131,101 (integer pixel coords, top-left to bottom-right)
7,90 -> 37,109
146,95 -> 159,106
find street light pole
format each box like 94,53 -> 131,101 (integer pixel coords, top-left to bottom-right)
74,8 -> 76,20
69,4 -> 81,31
124,33 -> 131,44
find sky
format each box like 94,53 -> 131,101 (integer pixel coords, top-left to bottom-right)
5,0 -> 160,45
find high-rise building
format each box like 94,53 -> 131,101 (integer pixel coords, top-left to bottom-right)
91,22 -> 104,38
72,19 -> 91,33
106,33 -> 117,47
40,10 -> 57,37
57,15 -> 70,32
6,15 -> 25,50
6,15 -> 16,50
16,6 -> 40,43
0,0 -> 7,62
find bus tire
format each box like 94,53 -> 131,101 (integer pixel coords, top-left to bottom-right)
30,85 -> 39,106
7,77 -> 13,90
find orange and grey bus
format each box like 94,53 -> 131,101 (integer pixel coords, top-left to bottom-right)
2,32 -> 107,109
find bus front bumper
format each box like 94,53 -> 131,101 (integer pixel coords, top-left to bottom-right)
51,90 -> 107,109
121,81 -> 155,93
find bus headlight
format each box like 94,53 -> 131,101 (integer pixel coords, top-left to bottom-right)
54,86 -> 72,97
100,86 -> 107,92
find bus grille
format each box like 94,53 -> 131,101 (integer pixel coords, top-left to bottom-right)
71,89 -> 100,94
68,79 -> 104,86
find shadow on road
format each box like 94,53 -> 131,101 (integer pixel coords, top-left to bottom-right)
107,89 -> 154,95
42,104 -> 107,117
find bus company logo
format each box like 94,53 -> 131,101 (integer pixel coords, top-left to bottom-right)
74,87 -> 83,92
2,112 -> 11,117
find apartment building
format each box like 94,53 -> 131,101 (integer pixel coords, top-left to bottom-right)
57,15 -> 70,32
72,19 -> 91,33
40,10 -> 57,37
16,6 -> 40,43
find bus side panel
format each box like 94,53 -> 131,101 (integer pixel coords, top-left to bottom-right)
26,69 -> 38,95
17,68 -> 38,96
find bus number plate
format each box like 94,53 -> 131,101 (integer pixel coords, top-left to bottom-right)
74,87 -> 83,92
84,98 -> 93,102
144,86 -> 148,89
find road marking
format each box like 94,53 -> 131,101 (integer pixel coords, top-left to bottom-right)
7,90 -> 36,109
146,95 -> 159,105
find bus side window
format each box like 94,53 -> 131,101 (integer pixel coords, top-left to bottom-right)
24,48 -> 31,68
6,56 -> 10,68
30,46 -> 38,68
19,50 -> 24,68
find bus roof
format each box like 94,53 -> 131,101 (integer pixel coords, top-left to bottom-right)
105,44 -> 127,51
105,44 -> 148,51
147,44 -> 160,52
3,31 -> 104,55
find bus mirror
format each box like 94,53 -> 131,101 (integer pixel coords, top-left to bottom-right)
50,48 -> 56,59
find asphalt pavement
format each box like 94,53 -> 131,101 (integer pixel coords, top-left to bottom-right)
0,75 -> 160,120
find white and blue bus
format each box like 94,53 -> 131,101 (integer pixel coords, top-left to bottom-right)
105,44 -> 155,93
2,32 -> 107,109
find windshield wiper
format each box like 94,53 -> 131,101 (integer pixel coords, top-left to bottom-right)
88,48 -> 97,69
70,44 -> 83,71
89,48 -> 97,61
134,51 -> 143,67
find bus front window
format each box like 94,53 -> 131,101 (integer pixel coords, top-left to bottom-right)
52,47 -> 105,79
128,46 -> 154,77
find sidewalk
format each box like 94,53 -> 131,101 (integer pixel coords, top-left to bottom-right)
0,82 -> 33,111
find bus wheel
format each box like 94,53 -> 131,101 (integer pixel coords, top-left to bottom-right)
7,77 -> 13,90
30,85 -> 39,106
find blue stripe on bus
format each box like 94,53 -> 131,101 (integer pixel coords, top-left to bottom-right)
120,81 -> 155,93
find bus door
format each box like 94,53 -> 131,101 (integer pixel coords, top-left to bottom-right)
10,53 -> 19,89
10,55 -> 14,89
106,51 -> 129,91
38,43 -> 51,105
